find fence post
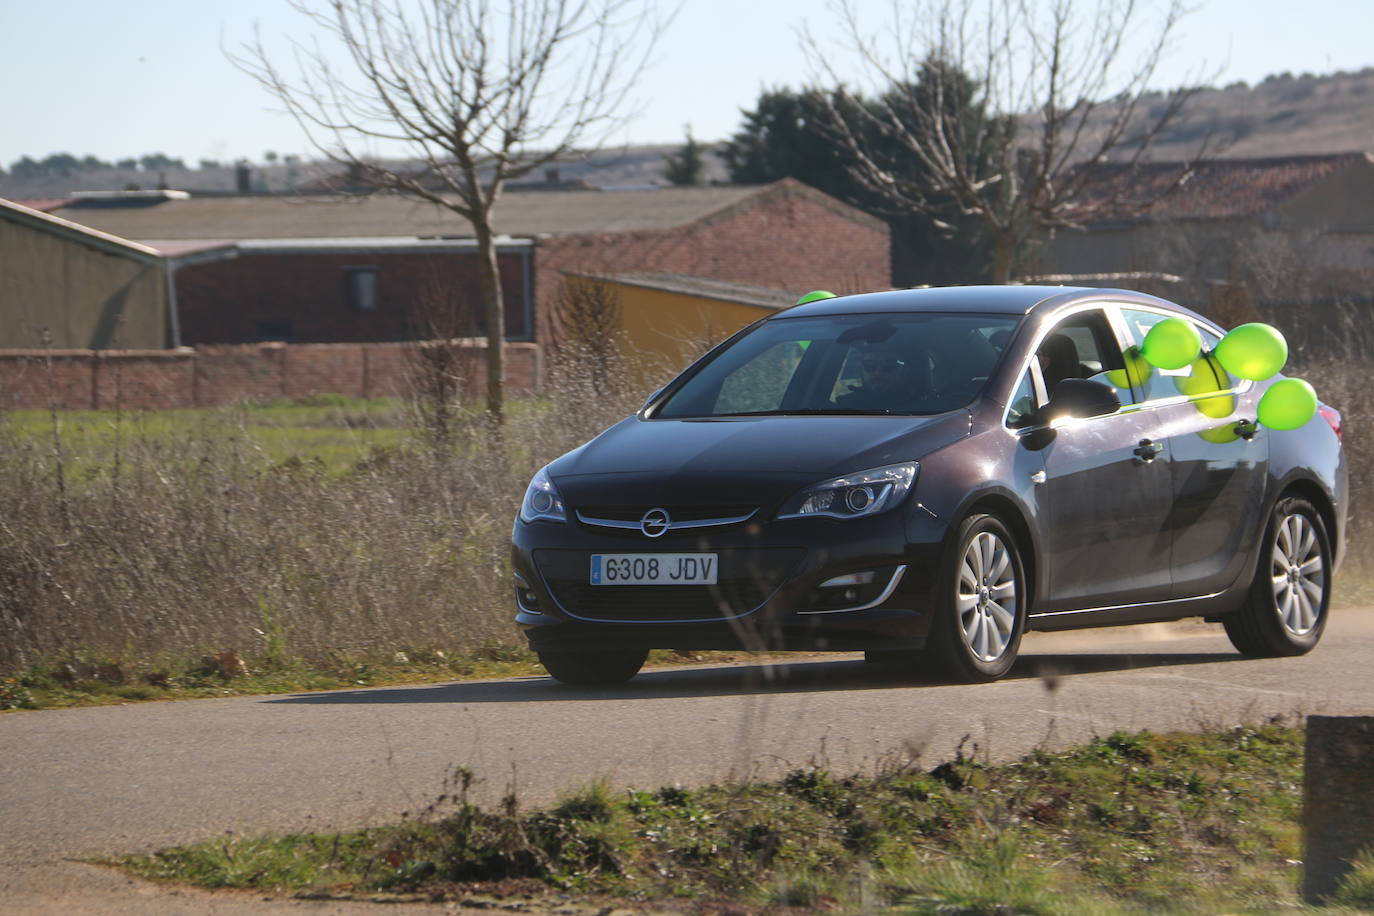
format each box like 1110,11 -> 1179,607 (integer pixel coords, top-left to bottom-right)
1303,715 -> 1374,903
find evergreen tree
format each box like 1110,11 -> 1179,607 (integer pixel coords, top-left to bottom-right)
722,83 -> 994,287
663,128 -> 705,186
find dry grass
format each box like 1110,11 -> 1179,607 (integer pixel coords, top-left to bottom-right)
0,351 -> 665,677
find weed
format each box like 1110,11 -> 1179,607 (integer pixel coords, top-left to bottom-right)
121,725 -> 1320,911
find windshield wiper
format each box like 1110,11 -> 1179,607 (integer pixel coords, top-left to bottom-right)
717,407 -> 898,417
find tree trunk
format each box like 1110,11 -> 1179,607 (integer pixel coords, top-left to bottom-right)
475,219 -> 506,424
991,233 -> 1015,285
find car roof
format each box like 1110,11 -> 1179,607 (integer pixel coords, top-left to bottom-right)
780,285 -> 1103,319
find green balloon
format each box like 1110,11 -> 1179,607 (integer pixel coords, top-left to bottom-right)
1257,378 -> 1317,431
1197,424 -> 1241,444
1173,353 -> 1235,419
1141,318 -> 1201,370
796,290 -> 836,305
1106,345 -> 1153,389
1214,323 -> 1288,381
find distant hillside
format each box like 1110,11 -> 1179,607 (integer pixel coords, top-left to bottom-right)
0,145 -> 729,200
4,68 -> 1371,201
1078,68 -> 1374,162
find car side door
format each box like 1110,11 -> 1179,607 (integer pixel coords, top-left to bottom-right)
1019,306 -> 1177,612
1115,307 -> 1269,598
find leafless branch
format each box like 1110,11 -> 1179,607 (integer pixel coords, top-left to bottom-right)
802,0 -> 1212,282
229,0 -> 669,420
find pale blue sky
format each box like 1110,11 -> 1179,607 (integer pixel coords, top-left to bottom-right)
2,0 -> 1370,167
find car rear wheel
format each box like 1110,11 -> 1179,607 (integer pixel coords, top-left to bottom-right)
538,648 -> 648,686
928,513 -> 1026,682
1223,496 -> 1330,657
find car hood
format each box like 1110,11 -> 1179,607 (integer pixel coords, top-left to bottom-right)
549,411 -> 971,508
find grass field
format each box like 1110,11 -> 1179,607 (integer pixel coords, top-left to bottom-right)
117,723 -> 1374,913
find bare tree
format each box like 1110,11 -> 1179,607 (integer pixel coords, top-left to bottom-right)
807,0 -> 1211,283
233,0 -> 666,422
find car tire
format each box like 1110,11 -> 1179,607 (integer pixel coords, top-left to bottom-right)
927,513 -> 1026,683
538,648 -> 648,686
1223,495 -> 1330,657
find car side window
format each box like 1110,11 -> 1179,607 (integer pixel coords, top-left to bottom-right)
1119,308 -> 1238,404
1005,368 -> 1037,429
1034,310 -> 1133,406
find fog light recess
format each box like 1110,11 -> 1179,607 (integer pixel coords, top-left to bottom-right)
804,566 -> 905,614
514,572 -> 542,613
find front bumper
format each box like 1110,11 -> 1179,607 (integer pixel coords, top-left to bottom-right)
510,503 -> 951,653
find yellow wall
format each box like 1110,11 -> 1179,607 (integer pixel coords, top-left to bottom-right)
0,218 -> 167,349
613,284 -> 775,380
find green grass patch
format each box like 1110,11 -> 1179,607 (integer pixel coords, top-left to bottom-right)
4,397 -> 412,477
0,649 -> 751,711
118,723 -> 1363,912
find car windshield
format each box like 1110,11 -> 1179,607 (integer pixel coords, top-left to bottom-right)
656,312 -> 1021,418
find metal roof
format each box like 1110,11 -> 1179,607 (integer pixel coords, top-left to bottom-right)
49,185 -> 785,242
0,197 -> 162,263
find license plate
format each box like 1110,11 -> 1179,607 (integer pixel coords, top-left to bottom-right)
590,554 -> 718,585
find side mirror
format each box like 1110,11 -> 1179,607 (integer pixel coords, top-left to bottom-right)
1043,378 -> 1121,420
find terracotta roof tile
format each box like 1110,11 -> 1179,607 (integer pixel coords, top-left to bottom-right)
1067,153 -> 1370,223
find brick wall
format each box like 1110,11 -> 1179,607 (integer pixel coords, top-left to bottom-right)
174,249 -> 532,345
0,340 -> 538,410
535,179 -> 891,342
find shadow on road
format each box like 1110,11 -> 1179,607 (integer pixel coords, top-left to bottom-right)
265,649 -> 1245,705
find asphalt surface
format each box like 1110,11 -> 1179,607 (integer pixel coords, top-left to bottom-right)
4,612 -> 1374,914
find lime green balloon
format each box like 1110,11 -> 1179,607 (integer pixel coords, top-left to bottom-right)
1214,323 -> 1288,381
1141,318 -> 1201,370
1257,378 -> 1317,430
1197,424 -> 1241,444
1173,353 -> 1235,419
1106,345 -> 1153,389
796,290 -> 836,305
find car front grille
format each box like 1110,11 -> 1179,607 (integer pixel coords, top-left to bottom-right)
574,505 -> 759,537
533,548 -> 803,622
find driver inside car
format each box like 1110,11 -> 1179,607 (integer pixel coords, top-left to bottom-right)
834,347 -> 910,411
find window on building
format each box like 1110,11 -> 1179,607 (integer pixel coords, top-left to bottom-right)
344,267 -> 379,311
257,320 -> 293,341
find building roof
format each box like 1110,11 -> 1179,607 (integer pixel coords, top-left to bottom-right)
1067,152 -> 1372,223
46,181 -> 859,243
583,272 -> 801,310
0,197 -> 162,263
8,198 -> 73,213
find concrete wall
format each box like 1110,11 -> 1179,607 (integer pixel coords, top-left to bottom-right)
0,340 -> 538,410
602,282 -> 775,377
0,217 -> 166,349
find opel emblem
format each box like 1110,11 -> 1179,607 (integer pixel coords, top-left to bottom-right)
640,508 -> 671,538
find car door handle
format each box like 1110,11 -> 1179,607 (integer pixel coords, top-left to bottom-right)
1133,440 -> 1163,462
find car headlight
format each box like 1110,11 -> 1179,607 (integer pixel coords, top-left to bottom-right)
777,462 -> 918,520
519,465 -> 567,524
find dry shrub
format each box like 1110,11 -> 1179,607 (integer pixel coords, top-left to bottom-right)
1285,305 -> 1372,574
0,344 -> 675,674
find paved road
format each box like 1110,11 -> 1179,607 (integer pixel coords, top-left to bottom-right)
4,612 -> 1374,913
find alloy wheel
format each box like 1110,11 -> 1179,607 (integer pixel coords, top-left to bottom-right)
1270,512 -> 1325,637
957,531 -> 1019,662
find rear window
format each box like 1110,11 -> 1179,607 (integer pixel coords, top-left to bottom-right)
656,313 -> 1020,419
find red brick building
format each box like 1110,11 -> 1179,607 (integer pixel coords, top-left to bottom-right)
45,179 -> 890,349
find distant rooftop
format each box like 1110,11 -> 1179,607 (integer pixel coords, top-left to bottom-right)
50,184 -> 831,242
1067,152 -> 1373,223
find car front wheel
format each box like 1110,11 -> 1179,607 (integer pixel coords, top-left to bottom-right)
928,513 -> 1026,682
1223,495 -> 1330,657
538,648 -> 648,686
